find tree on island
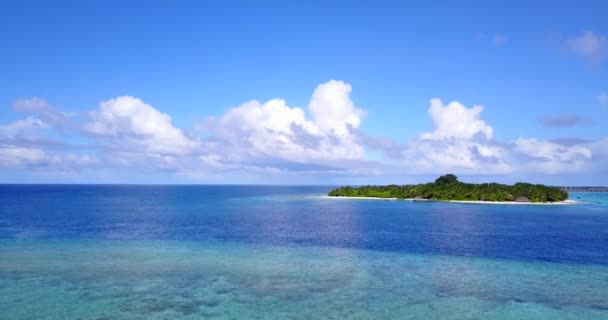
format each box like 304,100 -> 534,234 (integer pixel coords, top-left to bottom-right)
328,174 -> 568,203
434,174 -> 458,186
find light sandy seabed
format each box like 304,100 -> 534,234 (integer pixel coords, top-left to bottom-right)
320,196 -> 577,205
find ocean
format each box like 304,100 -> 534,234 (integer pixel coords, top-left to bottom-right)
1,185 -> 607,319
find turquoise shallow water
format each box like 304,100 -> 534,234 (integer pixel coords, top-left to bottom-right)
571,192 -> 608,206
1,240 -> 607,320
0,186 -> 607,319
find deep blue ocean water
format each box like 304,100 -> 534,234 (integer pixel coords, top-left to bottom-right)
1,185 -> 607,319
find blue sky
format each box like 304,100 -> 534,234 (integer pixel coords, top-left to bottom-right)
1,0 -> 607,184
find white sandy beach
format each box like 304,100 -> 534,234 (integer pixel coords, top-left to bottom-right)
319,195 -> 399,201
321,195 -> 577,205
446,199 -> 577,205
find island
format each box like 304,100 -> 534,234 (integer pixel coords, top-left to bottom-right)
328,174 -> 569,203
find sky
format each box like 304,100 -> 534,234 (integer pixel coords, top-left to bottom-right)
1,0 -> 607,185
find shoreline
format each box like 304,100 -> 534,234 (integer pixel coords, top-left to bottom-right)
320,195 -> 577,205
319,195 -> 399,201
446,199 -> 577,205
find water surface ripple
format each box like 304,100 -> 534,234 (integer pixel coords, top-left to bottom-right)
1,185 -> 607,319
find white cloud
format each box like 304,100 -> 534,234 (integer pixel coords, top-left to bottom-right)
0,117 -> 48,136
201,80 -> 365,165
207,99 -> 320,145
0,117 -> 62,151
565,30 -> 607,62
401,139 -> 511,174
0,146 -> 49,168
0,145 -> 99,170
2,81 -> 607,182
309,80 -> 364,135
394,99 -> 510,174
11,97 -> 72,131
590,138 -> 608,161
84,96 -> 200,155
514,138 -> 591,161
514,138 -> 592,173
397,99 -> 596,175
421,98 -> 493,140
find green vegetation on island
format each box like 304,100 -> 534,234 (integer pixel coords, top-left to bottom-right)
328,174 -> 568,203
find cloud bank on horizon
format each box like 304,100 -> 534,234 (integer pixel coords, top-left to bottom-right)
1,79 -> 606,184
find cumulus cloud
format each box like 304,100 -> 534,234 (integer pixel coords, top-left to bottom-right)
538,114 -> 589,128
84,96 -> 200,155
514,138 -> 592,173
514,138 -> 591,161
0,117 -> 48,136
200,80 -> 366,167
0,145 -> 97,170
565,30 -> 607,62
309,80 -> 365,135
2,80 -> 607,182
390,99 -> 511,174
421,99 -> 493,140
401,139 -> 511,174
5,88 -> 367,177
590,138 -> 608,163
0,116 -> 69,151
399,99 -> 596,175
0,146 -> 49,168
11,97 -> 75,134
